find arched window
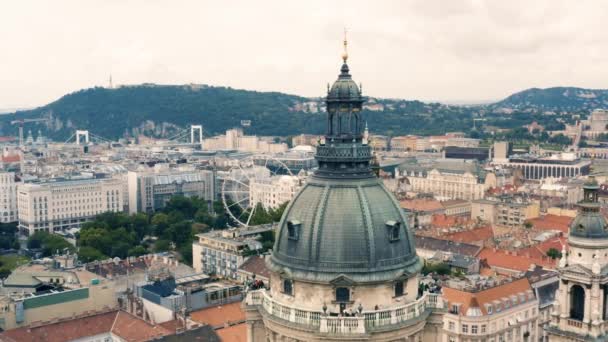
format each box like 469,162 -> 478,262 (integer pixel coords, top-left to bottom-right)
335,287 -> 350,302
570,285 -> 585,321
283,279 -> 293,296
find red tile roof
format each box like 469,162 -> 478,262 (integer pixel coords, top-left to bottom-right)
238,255 -> 271,280
400,199 -> 444,213
0,310 -> 117,342
445,226 -> 494,244
443,278 -> 533,316
517,236 -> 568,260
478,247 -> 556,273
111,311 -> 172,342
527,214 -> 572,234
216,323 -> 247,342
0,154 -> 20,163
190,302 -> 246,328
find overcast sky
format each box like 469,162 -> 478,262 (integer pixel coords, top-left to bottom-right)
1,0 -> 608,108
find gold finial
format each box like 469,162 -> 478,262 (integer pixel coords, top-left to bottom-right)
342,28 -> 348,63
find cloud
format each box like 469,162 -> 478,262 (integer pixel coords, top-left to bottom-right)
1,0 -> 608,107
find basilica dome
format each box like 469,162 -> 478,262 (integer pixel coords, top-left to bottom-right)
267,55 -> 421,284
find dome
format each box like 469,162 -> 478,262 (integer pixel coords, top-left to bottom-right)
327,63 -> 362,100
569,176 -> 608,239
267,175 -> 421,283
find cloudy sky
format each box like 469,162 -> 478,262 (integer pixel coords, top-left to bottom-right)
1,0 -> 608,108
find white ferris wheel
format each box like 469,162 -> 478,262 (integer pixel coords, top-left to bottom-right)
221,155 -> 294,227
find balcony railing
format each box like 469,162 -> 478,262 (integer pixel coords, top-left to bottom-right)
245,289 -> 445,335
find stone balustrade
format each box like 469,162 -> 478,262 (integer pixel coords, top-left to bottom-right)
245,289 -> 445,335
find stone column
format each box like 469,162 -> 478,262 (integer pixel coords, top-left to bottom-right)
584,287 -> 592,323
247,321 -> 255,342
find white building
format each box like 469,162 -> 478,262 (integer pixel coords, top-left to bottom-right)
127,168 -> 215,214
0,172 -> 18,223
203,128 -> 288,153
249,175 -> 301,210
17,177 -> 124,235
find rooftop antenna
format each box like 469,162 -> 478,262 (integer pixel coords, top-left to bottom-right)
109,74 -> 113,89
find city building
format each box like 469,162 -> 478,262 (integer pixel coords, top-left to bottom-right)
471,196 -> 540,226
192,224 -> 275,280
442,277 -> 540,342
399,159 -> 497,200
17,176 -> 124,235
249,175 -> 302,210
547,178 -> 608,341
0,171 -> 17,223
497,152 -> 591,180
0,266 -> 116,330
292,134 -> 322,147
127,168 -> 215,214
525,265 -> 559,342
243,43 -> 445,341
203,128 -> 288,153
443,146 -> 490,161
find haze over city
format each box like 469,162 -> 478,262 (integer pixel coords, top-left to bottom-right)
2,0 -> 608,108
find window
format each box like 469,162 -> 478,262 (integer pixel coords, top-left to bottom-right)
335,287 -> 350,302
449,321 -> 455,331
394,281 -> 404,297
386,220 -> 401,242
487,304 -> 493,314
462,324 -> 468,333
283,279 -> 293,296
449,337 -> 456,342
481,325 -> 487,334
287,220 -> 300,241
472,325 -> 478,334
450,304 -> 460,314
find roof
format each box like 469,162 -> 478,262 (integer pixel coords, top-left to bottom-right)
215,323 -> 247,342
414,236 -> 481,257
153,325 -> 220,342
0,154 -> 20,163
190,302 -> 246,328
442,278 -> 534,316
478,248 -> 556,272
445,226 -> 494,244
269,175 -> 421,284
3,273 -> 42,287
441,199 -> 471,208
111,311 -> 172,341
0,310 -> 177,342
0,310 -> 117,342
238,255 -> 271,280
527,214 -> 573,234
400,199 -> 444,213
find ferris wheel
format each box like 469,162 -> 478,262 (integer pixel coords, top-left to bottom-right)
221,155 -> 294,227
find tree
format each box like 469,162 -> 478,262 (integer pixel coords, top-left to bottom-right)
128,246 -> 147,257
422,262 -> 451,276
78,246 -> 106,262
154,239 -> 171,252
546,248 -> 562,260
151,212 -> 170,236
524,221 -> 533,229
28,232 -> 75,257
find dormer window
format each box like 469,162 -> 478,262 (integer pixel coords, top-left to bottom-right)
486,304 -> 493,314
335,287 -> 350,302
287,220 -> 301,241
386,220 -> 401,242
394,281 -> 405,297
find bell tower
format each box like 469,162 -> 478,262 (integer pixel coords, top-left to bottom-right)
548,177 -> 608,340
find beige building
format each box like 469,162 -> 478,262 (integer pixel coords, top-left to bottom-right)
471,197 -> 540,226
203,128 -> 288,153
0,267 -> 116,330
17,177 -> 124,236
442,277 -> 540,342
0,171 -> 17,223
403,165 -> 496,201
249,175 -> 301,210
192,224 -> 275,280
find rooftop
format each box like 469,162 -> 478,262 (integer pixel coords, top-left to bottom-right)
189,302 -> 246,328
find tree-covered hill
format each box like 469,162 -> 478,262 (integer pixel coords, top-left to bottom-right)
1,84 -> 606,140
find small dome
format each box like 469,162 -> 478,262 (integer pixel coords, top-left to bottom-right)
327,63 -> 361,100
569,210 -> 608,239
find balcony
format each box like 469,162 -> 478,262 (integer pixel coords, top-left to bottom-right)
245,289 -> 445,335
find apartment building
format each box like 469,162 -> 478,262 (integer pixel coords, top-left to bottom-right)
192,224 -> 274,280
442,277 -> 539,342
0,172 -> 17,223
17,177 -> 124,235
127,169 -> 215,214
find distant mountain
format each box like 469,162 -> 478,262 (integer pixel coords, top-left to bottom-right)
492,87 -> 608,113
1,84 -> 606,140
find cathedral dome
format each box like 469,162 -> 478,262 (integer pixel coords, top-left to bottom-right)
267,48 -> 421,284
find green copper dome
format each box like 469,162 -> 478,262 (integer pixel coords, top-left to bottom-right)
268,55 -> 421,284
570,177 -> 608,239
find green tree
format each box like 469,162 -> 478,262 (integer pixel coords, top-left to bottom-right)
151,212 -> 170,236
78,246 -> 106,262
128,246 -> 147,257
154,239 -> 171,252
546,248 -> 562,260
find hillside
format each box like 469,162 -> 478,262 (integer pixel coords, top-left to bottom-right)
492,87 -> 608,113
0,84 -> 606,140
